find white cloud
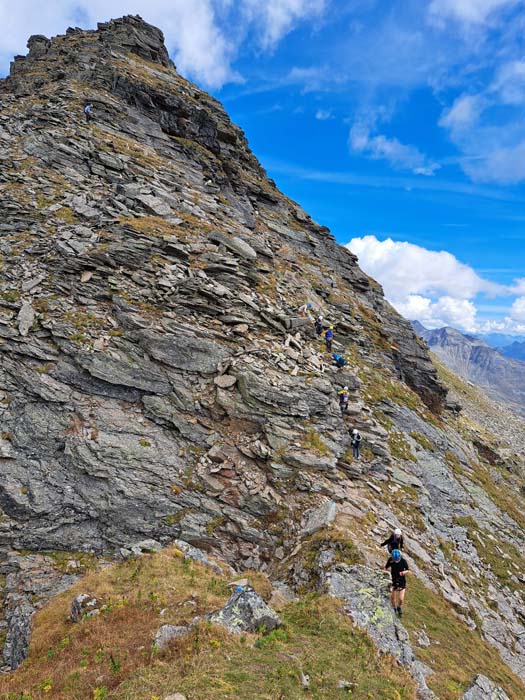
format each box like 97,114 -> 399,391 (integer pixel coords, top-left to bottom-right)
0,0 -> 328,87
346,235 -> 500,300
240,0 -> 326,50
492,59 -> 525,105
395,295 -> 479,331
439,94 -> 484,133
463,142 -> 525,185
428,0 -> 518,25
345,235 -> 525,333
349,119 -> 440,176
511,297 -> 525,321
438,54 -> 525,184
315,109 -> 332,120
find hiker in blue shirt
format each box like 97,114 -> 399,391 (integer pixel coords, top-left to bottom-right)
84,103 -> 93,122
323,325 -> 334,352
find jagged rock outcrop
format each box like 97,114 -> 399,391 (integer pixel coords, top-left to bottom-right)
0,14 -> 444,563
462,675 -> 509,700
208,586 -> 281,634
327,564 -> 436,700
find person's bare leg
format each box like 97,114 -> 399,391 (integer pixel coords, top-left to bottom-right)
398,589 -> 406,609
390,588 -> 397,608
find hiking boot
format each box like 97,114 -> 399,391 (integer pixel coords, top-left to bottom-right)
397,606 -> 403,617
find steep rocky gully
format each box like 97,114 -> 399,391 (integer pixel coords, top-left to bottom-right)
0,15 -> 524,700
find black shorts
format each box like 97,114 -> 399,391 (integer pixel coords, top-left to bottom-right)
391,578 -> 406,591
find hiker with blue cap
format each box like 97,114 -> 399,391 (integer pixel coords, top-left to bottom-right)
332,353 -> 347,369
385,548 -> 410,617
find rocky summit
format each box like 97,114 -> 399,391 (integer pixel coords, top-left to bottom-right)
0,16 -> 524,700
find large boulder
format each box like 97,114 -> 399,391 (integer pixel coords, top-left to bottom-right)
209,586 -> 280,635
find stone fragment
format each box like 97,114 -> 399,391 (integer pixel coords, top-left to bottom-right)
22,275 -> 45,292
17,302 -> 35,336
209,587 -> 280,635
302,500 -> 336,536
154,625 -> 190,651
214,374 -> 237,389
70,594 -> 100,623
416,630 -> 430,648
129,539 -> 162,555
210,231 -> 257,260
173,540 -> 224,574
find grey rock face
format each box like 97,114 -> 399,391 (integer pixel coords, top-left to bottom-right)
301,500 -> 336,536
1,14 -> 489,682
3,600 -> 33,670
462,675 -> 509,700
153,624 -> 190,651
0,13 -> 446,565
134,328 -> 231,375
2,553 -> 79,669
70,593 -> 100,622
97,15 -> 173,68
209,587 -> 281,635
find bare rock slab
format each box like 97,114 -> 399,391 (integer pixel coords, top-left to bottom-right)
209,587 -> 280,635
462,675 -> 509,700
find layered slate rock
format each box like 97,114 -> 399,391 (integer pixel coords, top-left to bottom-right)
0,14 -> 445,565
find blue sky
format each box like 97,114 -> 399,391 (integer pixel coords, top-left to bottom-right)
1,0 -> 525,332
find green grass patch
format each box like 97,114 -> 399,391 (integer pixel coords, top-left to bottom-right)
114,595 -> 416,700
388,431 -> 416,462
301,429 -> 331,457
410,432 -> 435,451
404,576 -> 525,700
0,549 -> 415,700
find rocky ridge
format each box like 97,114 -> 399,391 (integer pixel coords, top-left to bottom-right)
417,325 -> 525,415
0,16 -> 524,699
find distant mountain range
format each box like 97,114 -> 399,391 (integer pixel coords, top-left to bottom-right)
413,322 -> 525,415
476,332 -> 525,349
498,340 -> 525,361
